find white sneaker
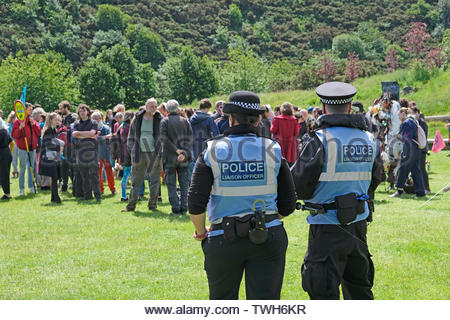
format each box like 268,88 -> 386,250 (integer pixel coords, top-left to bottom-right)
19,189 -> 25,196
29,188 -> 38,194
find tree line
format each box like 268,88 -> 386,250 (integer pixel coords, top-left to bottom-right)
0,1 -> 449,113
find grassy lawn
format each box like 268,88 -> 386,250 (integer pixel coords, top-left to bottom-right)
0,151 -> 449,300
184,69 -> 450,117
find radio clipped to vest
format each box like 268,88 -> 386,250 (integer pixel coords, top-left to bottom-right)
248,200 -> 268,245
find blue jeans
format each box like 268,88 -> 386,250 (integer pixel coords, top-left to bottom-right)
121,166 -> 131,199
12,143 -> 19,172
17,148 -> 37,190
165,165 -> 189,213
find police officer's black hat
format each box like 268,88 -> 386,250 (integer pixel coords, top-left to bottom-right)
315,81 -> 357,105
223,91 -> 265,115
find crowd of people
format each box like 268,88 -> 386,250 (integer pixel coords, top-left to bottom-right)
0,97 -> 325,209
0,91 -> 438,206
0,82 -> 447,301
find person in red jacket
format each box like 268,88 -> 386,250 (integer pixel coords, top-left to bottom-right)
11,103 -> 41,195
270,102 -> 300,165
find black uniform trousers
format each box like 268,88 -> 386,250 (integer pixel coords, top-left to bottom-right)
202,224 -> 288,300
301,220 -> 374,300
419,151 -> 430,191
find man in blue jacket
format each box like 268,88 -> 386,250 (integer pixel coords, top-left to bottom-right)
190,99 -> 220,160
390,108 -> 425,198
189,99 -> 219,179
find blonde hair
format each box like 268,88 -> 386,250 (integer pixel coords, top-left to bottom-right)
91,111 -> 104,121
113,104 -> 125,113
42,112 -> 58,138
7,111 -> 16,123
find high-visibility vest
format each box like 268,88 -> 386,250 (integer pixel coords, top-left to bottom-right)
204,133 -> 282,223
306,126 -> 377,225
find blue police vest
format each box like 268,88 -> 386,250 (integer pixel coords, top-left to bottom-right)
204,133 -> 282,223
307,127 -> 377,225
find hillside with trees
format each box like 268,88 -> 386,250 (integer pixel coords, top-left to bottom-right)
0,0 -> 448,111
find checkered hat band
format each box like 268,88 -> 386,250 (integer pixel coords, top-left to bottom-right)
232,101 -> 262,110
320,97 -> 353,105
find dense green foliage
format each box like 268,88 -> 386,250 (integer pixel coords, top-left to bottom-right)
0,0 -> 448,107
1,0 -> 446,64
79,44 -> 157,109
0,51 -> 79,113
158,46 -> 218,104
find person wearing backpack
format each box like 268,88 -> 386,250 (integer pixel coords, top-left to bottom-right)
390,108 -> 425,198
410,105 -> 430,194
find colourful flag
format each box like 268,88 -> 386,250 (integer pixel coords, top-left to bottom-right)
432,129 -> 446,154
20,84 -> 27,105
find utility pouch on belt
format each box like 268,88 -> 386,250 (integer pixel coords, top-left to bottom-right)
235,215 -> 252,238
335,193 -> 365,225
248,200 -> 268,245
222,217 -> 236,241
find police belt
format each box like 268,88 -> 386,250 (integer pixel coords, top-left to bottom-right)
303,202 -> 337,215
209,214 -> 281,238
302,195 -> 369,216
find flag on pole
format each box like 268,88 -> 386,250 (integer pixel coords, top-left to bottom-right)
20,85 -> 27,105
432,129 -> 446,154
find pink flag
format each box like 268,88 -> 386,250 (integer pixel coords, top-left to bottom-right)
432,129 -> 446,154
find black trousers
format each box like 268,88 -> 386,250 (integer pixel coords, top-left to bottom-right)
202,224 -> 288,300
0,164 -> 11,195
61,158 -> 73,189
419,151 -> 430,191
78,162 -> 101,200
50,173 -> 60,202
72,164 -> 83,198
301,220 -> 374,300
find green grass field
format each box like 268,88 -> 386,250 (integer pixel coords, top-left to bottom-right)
0,151 -> 449,300
185,69 -> 450,116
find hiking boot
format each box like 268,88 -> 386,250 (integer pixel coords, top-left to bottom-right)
122,207 -> 135,212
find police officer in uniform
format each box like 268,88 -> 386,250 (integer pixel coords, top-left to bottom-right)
188,91 -> 297,300
291,82 -> 383,300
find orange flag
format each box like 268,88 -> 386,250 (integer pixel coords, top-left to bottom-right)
432,129 -> 446,154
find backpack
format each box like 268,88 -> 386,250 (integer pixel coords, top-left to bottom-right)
414,120 -> 427,150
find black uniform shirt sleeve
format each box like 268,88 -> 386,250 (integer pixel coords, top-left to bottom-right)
276,158 -> 297,217
290,134 -> 325,200
188,151 -> 214,215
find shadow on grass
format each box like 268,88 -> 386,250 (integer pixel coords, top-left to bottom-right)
42,202 -> 63,207
133,210 -> 190,221
13,193 -> 39,201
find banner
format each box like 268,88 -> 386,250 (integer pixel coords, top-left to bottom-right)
14,100 -> 26,122
432,129 -> 446,154
20,85 -> 27,106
